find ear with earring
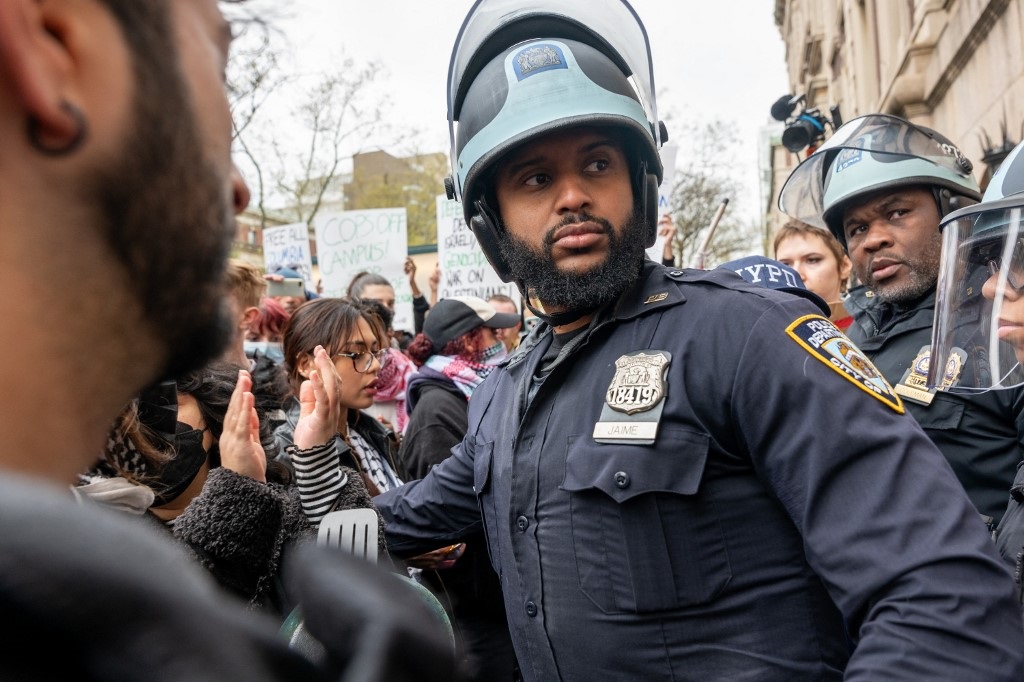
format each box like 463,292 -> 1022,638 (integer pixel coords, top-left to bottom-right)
27,101 -> 88,156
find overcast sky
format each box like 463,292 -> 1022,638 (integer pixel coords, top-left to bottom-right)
251,1 -> 791,223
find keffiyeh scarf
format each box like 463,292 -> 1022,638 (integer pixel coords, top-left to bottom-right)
372,347 -> 417,433
424,342 -> 507,400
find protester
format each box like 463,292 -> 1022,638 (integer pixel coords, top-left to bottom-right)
929,138 -> 1024,600
485,293 -> 523,352
358,298 -> 418,435
779,113 -> 1022,530
273,297 -> 401,524
773,220 -> 854,328
0,2 -> 457,677
348,259 -> 431,335
0,1 -> 317,677
273,297 -> 463,584
372,1 -> 1024,679
401,296 -> 515,478
245,296 -> 290,362
76,362 -> 350,617
222,259 -> 267,367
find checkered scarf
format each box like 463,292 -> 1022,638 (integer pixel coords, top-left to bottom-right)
423,342 -> 507,400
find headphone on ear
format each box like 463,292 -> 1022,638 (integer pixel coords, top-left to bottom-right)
639,164 -> 660,248
470,198 -> 514,283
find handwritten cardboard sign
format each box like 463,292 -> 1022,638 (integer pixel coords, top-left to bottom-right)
436,196 -> 522,309
263,222 -> 315,288
313,207 -> 414,332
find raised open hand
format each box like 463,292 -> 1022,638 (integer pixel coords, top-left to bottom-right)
219,369 -> 266,483
292,345 -> 343,450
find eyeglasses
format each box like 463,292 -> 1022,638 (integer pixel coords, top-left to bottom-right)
986,239 -> 1024,292
332,348 -> 388,373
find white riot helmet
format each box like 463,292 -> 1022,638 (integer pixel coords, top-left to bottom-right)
778,114 -> 980,247
929,139 -> 1024,392
443,0 -> 666,282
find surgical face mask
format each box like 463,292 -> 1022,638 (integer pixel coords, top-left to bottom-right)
244,340 -> 284,362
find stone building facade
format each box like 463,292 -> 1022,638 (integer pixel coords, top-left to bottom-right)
768,0 -> 1024,232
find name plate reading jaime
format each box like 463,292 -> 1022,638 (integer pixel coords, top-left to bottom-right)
592,421 -> 659,441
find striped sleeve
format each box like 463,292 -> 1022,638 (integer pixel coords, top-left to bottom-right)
289,436 -> 350,525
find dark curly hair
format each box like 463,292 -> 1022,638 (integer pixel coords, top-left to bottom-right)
175,360 -> 283,477
406,327 -> 488,367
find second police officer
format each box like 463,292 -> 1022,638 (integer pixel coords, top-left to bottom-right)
779,113 -> 1023,532
929,138 -> 1024,602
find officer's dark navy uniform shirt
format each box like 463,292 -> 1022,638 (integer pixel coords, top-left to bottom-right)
844,286 -> 1024,526
375,261 -> 1024,681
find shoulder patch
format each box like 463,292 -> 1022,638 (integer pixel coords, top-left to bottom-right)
786,315 -> 904,413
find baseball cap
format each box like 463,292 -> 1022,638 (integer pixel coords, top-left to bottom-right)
424,296 -> 520,353
718,255 -> 831,316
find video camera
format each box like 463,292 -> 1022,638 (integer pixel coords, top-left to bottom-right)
770,94 -> 842,155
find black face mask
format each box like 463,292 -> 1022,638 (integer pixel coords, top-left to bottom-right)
150,424 -> 208,507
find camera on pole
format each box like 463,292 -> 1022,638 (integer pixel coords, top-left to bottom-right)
770,94 -> 842,155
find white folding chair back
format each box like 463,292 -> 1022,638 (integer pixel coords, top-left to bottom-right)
317,508 -> 379,564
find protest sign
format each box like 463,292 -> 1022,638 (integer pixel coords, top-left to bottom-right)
436,196 -> 521,309
313,207 -> 414,332
263,222 -> 315,288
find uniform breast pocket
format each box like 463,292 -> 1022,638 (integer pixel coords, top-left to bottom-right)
909,391 -> 965,430
472,441 -> 501,571
561,427 -> 731,614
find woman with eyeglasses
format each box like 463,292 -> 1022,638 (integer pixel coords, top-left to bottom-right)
273,297 -> 403,525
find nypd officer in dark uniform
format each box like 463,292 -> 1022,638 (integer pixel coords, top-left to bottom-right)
930,138 -> 1024,602
779,114 -> 1024,531
373,1 -> 1024,679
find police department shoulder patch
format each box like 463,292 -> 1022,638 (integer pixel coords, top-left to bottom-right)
786,315 -> 904,413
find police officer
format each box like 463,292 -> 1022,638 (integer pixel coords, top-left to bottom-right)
373,1 -> 1024,679
930,138 -> 1024,601
779,114 -> 1023,530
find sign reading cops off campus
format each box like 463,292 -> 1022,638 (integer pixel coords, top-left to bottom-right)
263,222 -> 315,289
313,207 -> 414,332
436,196 -> 521,308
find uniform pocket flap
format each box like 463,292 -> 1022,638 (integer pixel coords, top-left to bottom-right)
562,428 -> 710,502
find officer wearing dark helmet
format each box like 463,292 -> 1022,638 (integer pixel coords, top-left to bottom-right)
929,139 -> 1024,602
780,114 -> 1023,531
373,1 -> 1024,679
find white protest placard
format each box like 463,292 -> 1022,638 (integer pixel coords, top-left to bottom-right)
312,207 -> 414,332
263,222 -> 314,288
646,144 -> 679,263
436,196 -> 522,309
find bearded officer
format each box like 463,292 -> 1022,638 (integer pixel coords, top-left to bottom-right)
373,1 -> 1024,679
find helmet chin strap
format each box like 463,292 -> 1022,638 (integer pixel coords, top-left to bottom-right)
519,285 -> 592,329
473,197 -> 597,328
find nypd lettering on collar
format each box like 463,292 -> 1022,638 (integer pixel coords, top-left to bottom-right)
786,315 -> 904,413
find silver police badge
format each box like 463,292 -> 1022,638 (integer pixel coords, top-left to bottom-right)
605,352 -> 669,415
